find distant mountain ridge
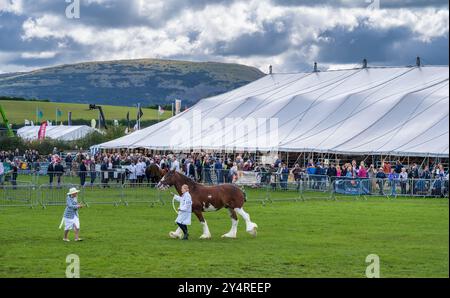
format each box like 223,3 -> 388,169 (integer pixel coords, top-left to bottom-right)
0,59 -> 265,106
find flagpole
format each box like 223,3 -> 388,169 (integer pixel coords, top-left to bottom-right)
137,103 -> 140,130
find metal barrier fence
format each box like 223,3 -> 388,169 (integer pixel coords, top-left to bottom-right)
14,167 -> 450,197
331,177 -> 449,198
37,183 -> 164,208
0,185 -> 34,207
0,174 -> 448,208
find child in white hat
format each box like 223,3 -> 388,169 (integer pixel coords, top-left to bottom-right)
61,187 -> 84,242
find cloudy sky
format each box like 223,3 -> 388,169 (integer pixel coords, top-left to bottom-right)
0,0 -> 448,74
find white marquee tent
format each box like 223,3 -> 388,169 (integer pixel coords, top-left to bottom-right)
96,66 -> 449,157
18,125 -> 97,141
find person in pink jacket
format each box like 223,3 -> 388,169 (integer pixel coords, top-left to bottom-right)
358,163 -> 368,178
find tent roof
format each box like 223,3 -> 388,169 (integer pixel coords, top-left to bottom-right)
96,66 -> 449,157
18,125 -> 97,141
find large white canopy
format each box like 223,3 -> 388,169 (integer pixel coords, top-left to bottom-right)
18,125 -> 97,141
97,66 -> 449,157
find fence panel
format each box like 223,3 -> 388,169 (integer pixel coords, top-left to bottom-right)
80,183 -> 123,206
331,177 -> 449,198
121,183 -> 163,206
0,185 -> 34,207
302,175 -> 331,193
39,183 -> 77,206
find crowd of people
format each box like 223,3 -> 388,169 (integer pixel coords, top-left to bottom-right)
0,148 -> 448,196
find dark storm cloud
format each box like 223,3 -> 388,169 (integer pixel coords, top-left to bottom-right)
0,0 -> 448,72
271,0 -> 449,8
214,21 -> 292,57
16,0 -> 237,29
0,12 -> 60,52
316,23 -> 449,66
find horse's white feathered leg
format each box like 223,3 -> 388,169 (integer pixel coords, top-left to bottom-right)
222,218 -> 238,238
169,227 -> 183,239
200,221 -> 211,239
235,208 -> 258,237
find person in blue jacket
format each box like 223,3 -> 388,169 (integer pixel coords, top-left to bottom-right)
62,187 -> 84,242
388,168 -> 399,196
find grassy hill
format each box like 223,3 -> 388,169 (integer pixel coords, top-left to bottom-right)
0,59 -> 265,106
0,100 -> 171,126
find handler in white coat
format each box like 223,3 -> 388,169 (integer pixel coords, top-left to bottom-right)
173,184 -> 192,240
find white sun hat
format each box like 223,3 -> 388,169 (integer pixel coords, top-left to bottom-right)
67,187 -> 80,195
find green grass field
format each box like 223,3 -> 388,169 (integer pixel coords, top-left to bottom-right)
0,180 -> 448,278
0,100 -> 171,125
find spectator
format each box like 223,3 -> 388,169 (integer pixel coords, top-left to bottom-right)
89,158 -> 97,185
101,158 -> 109,187
10,161 -> 18,189
214,158 -> 223,184
185,158 -> 195,180
128,162 -> 137,185
327,163 -> 337,190
171,157 -> 180,172
47,161 -> 55,188
421,166 -> 431,180
278,163 -> 289,190
136,158 -> 146,184
376,167 -> 386,195
291,163 -> 303,190
203,159 -> 212,185
0,161 -> 4,187
383,161 -> 391,175
229,162 -> 238,183
54,160 -> 64,188
409,163 -> 419,194
65,153 -> 73,175
306,162 -> 316,189
346,166 -> 354,178
357,163 -> 367,179
388,168 -> 399,196
368,164 -> 377,192
394,160 -> 403,174
399,168 -> 408,194
195,158 -> 202,182
79,160 -> 87,187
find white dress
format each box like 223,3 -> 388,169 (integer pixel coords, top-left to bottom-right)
174,192 -> 192,225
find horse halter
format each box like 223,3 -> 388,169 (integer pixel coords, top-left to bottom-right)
157,171 -> 173,190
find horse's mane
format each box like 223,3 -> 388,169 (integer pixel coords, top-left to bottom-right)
175,172 -> 199,190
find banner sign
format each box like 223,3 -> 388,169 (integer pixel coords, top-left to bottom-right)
38,121 -> 48,140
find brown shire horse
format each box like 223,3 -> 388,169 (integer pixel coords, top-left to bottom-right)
157,170 -> 258,239
145,163 -> 167,185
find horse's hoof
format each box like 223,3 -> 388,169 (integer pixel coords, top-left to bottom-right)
199,234 -> 211,239
221,233 -> 237,239
169,231 -> 182,239
247,225 -> 258,237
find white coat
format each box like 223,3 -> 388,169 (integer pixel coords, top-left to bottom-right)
174,192 -> 192,225
128,164 -> 137,180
